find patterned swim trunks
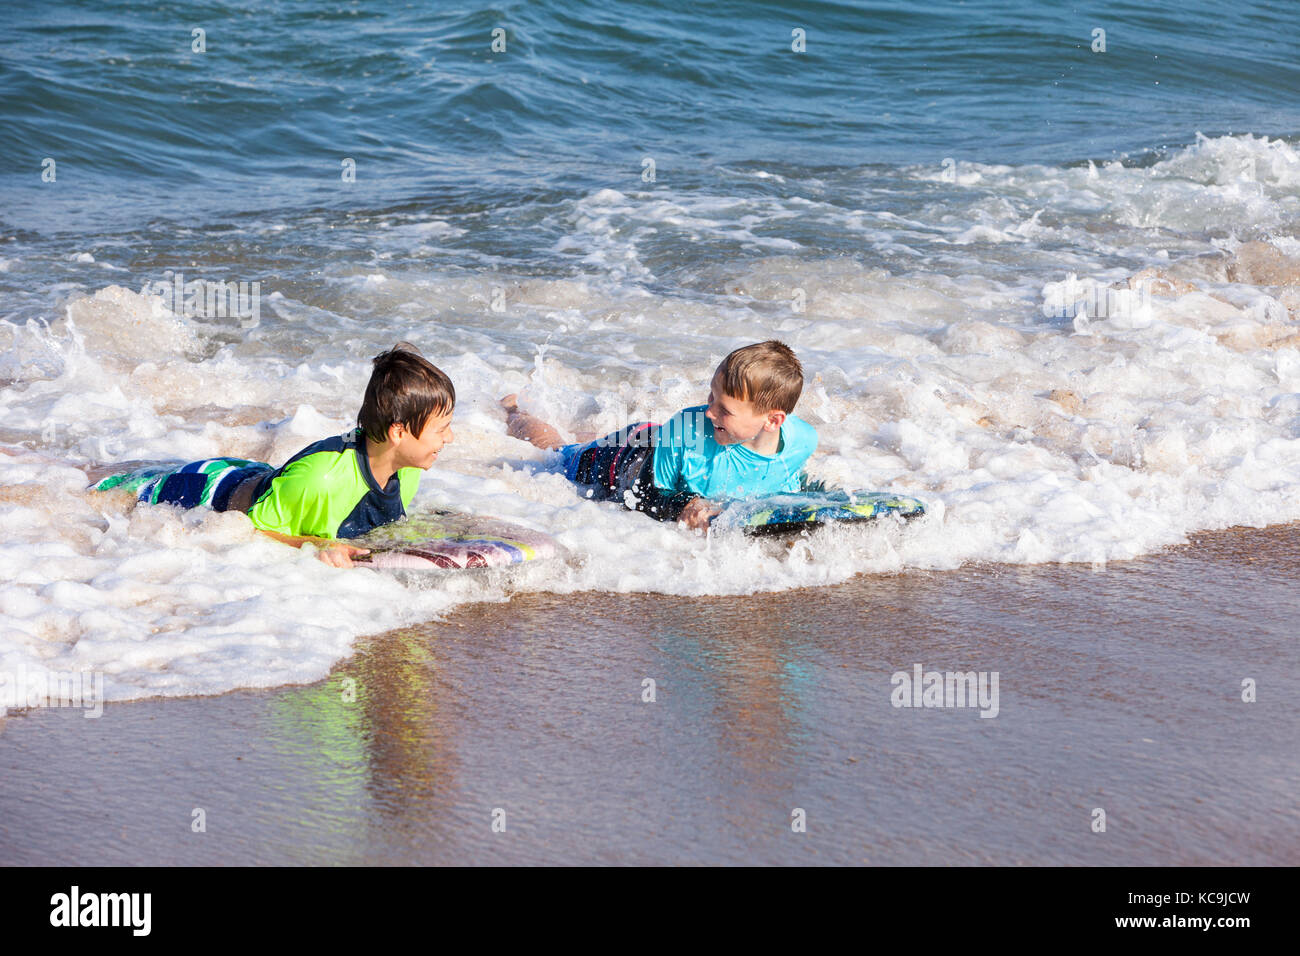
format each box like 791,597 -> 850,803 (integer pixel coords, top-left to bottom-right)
92,458 -> 274,512
556,422 -> 658,502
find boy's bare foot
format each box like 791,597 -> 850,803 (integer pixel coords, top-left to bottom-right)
500,394 -> 566,450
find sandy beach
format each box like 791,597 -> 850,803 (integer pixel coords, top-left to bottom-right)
2,524 -> 1295,866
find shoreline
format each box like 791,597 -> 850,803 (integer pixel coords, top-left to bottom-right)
2,523 -> 1297,865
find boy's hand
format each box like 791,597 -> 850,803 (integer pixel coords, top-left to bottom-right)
678,496 -> 723,531
316,542 -> 370,568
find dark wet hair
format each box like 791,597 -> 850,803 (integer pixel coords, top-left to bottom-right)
357,342 -> 455,443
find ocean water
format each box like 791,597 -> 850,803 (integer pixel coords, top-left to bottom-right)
2,0 -> 1299,711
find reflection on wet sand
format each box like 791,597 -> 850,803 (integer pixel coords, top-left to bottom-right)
267,626 -> 460,850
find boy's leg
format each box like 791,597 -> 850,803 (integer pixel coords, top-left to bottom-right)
567,422 -> 658,500
94,458 -> 264,508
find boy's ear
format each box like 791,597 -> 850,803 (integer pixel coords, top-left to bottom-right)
766,410 -> 787,430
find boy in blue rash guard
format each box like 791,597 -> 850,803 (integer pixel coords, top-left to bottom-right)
502,340 -> 817,530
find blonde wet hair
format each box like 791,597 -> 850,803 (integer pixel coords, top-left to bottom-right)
717,340 -> 804,413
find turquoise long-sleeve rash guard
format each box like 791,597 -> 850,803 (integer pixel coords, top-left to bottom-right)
651,404 -> 818,500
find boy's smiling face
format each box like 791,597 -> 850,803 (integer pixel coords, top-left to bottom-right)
394,407 -> 454,469
704,368 -> 783,450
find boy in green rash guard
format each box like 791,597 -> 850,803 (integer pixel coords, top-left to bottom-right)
248,343 -> 456,566
93,343 -> 455,568
502,340 -> 817,531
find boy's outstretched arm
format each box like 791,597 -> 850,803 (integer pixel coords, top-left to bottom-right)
256,529 -> 370,568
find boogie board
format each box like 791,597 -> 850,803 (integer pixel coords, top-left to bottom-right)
712,489 -> 926,537
350,511 -> 561,570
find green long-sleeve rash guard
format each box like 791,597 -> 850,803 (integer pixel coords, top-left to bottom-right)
245,428 -> 421,539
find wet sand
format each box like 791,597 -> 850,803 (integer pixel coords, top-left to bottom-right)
1,526 -> 1297,865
